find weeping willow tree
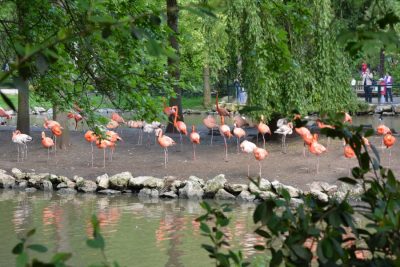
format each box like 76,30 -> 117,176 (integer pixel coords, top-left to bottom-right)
225,0 -> 357,121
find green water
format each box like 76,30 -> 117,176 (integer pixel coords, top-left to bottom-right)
0,190 -> 262,267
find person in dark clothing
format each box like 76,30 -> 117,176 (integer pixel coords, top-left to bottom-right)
384,72 -> 393,103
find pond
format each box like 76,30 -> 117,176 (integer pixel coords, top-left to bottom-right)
0,190 -> 264,267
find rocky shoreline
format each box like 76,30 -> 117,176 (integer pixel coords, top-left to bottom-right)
0,168 -> 364,204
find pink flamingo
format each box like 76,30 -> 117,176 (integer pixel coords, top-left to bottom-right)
155,128 -> 176,168
233,123 -> 246,154
257,115 -> 271,149
172,106 -> 187,151
190,125 -> 200,160
84,130 -> 97,167
253,146 -> 268,177
308,134 -> 327,174
203,115 -> 218,145
219,116 -> 232,161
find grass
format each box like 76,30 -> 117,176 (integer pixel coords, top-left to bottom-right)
182,96 -> 216,110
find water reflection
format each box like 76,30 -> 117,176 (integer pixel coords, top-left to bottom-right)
0,191 -> 261,267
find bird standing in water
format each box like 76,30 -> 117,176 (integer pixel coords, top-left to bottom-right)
219,116 -> 232,161
155,128 -> 176,168
233,123 -> 246,154
308,134 -> 327,174
84,130 -> 97,167
41,131 -> 55,160
203,115 -> 218,146
257,115 -> 271,149
253,146 -> 268,178
173,106 -> 187,151
12,130 -> 32,162
190,125 -> 200,160
240,140 -> 257,177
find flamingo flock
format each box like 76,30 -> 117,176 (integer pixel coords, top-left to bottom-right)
4,104 -> 398,178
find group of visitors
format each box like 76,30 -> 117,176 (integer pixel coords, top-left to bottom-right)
361,62 -> 394,104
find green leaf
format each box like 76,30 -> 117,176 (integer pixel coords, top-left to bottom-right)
16,252 -> 28,267
0,91 -> 16,111
200,222 -> 211,234
338,177 -> 357,185
253,245 -> 265,251
370,144 -> 381,163
51,252 -> 72,263
291,244 -> 311,260
12,243 -> 24,255
27,244 -> 48,253
26,229 -> 36,237
201,244 -> 215,254
270,249 -> 283,266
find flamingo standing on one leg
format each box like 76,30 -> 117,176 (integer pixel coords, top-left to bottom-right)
203,115 -> 218,146
172,106 -> 187,151
190,125 -> 200,160
257,115 -> 271,149
383,134 -> 396,167
106,130 -> 122,161
219,116 -> 232,161
41,131 -> 55,160
233,123 -> 246,154
84,130 -> 97,167
308,134 -> 327,174
11,130 -> 32,162
253,146 -> 268,178
155,128 -> 176,168
240,140 -> 257,177
275,120 -> 293,153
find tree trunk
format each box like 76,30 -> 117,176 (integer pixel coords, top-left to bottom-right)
379,48 -> 385,78
166,0 -> 182,133
53,106 -> 70,150
203,65 -> 211,108
15,0 -> 31,135
15,77 -> 30,135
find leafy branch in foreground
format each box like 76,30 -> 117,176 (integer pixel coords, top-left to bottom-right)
12,215 -> 121,267
196,202 -> 249,267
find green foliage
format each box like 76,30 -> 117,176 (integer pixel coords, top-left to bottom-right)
199,113 -> 400,266
11,215 -> 122,267
196,202 -> 250,267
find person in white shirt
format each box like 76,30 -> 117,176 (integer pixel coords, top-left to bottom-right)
384,72 -> 393,103
361,67 -> 373,103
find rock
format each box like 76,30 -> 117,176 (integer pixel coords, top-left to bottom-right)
203,174 -> 227,196
128,176 -> 152,189
11,168 -> 26,180
224,183 -> 248,195
160,191 -> 178,199
188,176 -> 205,186
57,188 -> 77,194
171,180 -> 185,191
40,180 -> 53,191
138,188 -> 159,198
56,182 -> 68,189
18,181 -> 27,189
310,190 -> 329,202
237,190 -> 256,202
77,180 -> 97,193
67,181 -> 76,189
73,176 -> 85,185
96,174 -> 109,190
375,104 -> 392,113
394,104 -> 400,114
0,172 -> 16,189
271,180 -> 302,198
215,189 -> 236,200
32,106 -> 46,114
109,172 -> 133,190
25,188 -> 37,193
122,189 -> 133,194
289,198 -> 304,208
98,189 -> 122,195
179,181 -> 204,200
47,174 -> 60,184
259,191 -> 277,200
0,169 -> 6,174
308,181 -> 337,195
142,177 -> 164,189
27,173 -> 49,181
248,178 -> 271,193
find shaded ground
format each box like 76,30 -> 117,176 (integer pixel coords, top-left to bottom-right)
1,125 -> 398,190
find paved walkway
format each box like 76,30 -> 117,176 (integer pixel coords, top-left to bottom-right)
358,96 -> 400,105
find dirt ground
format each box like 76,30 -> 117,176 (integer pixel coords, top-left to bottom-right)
1,124 -> 398,190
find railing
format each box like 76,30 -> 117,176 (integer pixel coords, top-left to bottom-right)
353,82 -> 399,96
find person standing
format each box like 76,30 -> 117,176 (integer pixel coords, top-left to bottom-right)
362,66 -> 373,103
384,72 -> 393,103
379,78 -> 386,104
